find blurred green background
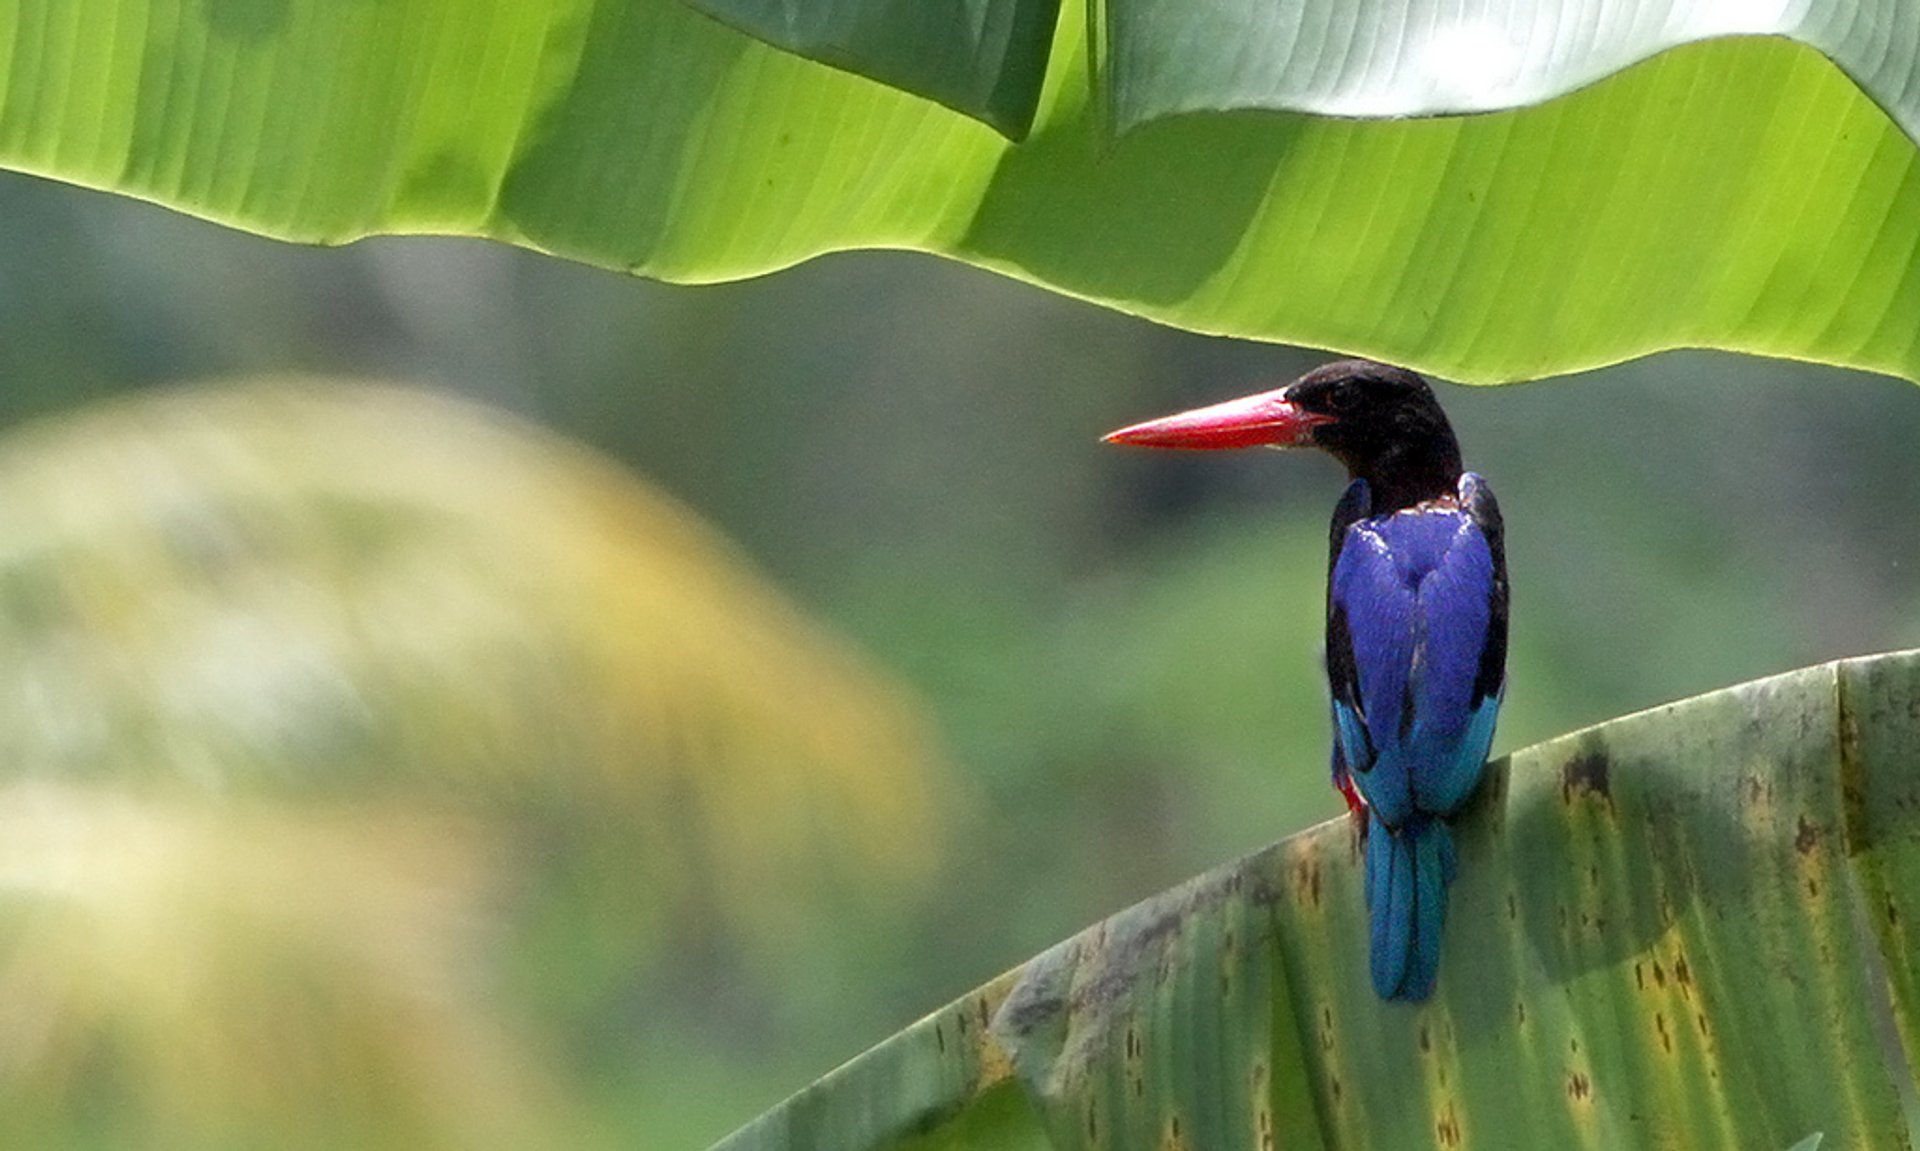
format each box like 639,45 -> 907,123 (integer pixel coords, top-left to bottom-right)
1,168 -> 1918,1149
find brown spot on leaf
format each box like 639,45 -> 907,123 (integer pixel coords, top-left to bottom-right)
935,1022 -> 946,1053
1419,1025 -> 1431,1053
1507,892 -> 1518,921
1889,896 -> 1901,928
1795,815 -> 1820,855
1634,962 -> 1644,991
1436,1102 -> 1463,1147
1516,1000 -> 1527,1027
1674,954 -> 1692,989
1331,1074 -> 1343,1104
1561,750 -> 1612,806
1652,961 -> 1666,989
1696,1011 -> 1710,1038
996,980 -> 1063,1038
1567,1072 -> 1591,1102
1656,1012 -> 1671,1054
1168,1113 -> 1193,1151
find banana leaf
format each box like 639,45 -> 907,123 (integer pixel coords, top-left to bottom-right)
715,650 -> 1920,1150
1,1 -> 1917,382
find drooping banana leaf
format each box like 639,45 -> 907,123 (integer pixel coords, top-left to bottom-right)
715,650 -> 1920,1150
1,1 -> 1917,382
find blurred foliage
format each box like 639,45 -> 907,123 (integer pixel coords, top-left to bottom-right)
0,377 -> 947,1147
0,170 -> 1916,1147
0,785 -> 555,1150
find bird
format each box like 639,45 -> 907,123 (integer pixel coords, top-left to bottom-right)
1103,359 -> 1508,1001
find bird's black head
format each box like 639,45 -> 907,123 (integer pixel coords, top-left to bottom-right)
1104,358 -> 1465,512
1283,360 -> 1462,507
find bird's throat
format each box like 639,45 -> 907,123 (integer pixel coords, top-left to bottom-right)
1351,440 -> 1464,513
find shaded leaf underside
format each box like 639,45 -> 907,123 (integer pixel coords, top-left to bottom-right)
679,0 -> 1063,139
0,1 -> 1917,382
715,650 -> 1920,1151
681,0 -> 1920,154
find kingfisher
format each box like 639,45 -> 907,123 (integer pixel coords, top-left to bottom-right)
1104,359 -> 1508,1001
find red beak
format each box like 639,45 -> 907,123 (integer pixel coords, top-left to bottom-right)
1102,386 -> 1333,450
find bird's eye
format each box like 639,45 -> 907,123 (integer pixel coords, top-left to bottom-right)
1327,382 -> 1360,412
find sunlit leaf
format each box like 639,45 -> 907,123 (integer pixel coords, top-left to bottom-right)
1105,1 -> 1920,135
714,650 -> 1920,1150
0,3 -> 1916,381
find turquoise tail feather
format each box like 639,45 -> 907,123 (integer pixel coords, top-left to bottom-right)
1364,814 -> 1455,1001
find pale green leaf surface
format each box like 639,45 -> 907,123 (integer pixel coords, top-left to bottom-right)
715,652 -> 1920,1150
1109,0 -> 1920,137
1841,653 -> 1920,1087
1,1 -> 1917,383
716,972 -> 1049,1151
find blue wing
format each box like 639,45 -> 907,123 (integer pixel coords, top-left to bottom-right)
1327,475 -> 1505,827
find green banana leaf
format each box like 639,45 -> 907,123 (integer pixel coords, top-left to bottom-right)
2,1 -> 1917,382
714,650 -> 1920,1150
688,0 -> 1920,143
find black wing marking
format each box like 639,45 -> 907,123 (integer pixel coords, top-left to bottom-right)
1325,479 -> 1374,765
1460,473 -> 1509,707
